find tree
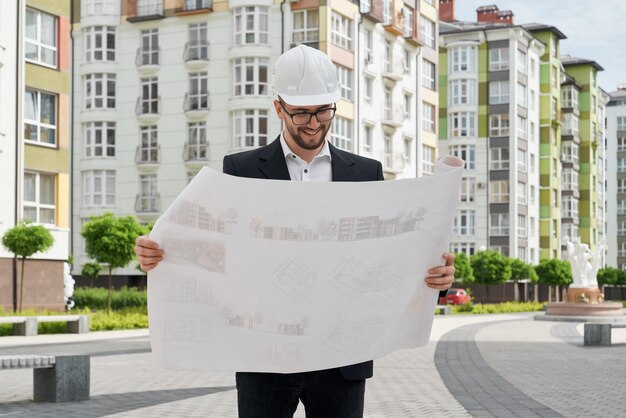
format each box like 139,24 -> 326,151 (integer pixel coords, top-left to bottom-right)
535,259 -> 572,302
470,250 -> 511,301
453,252 -> 474,284
2,221 -> 54,312
509,259 -> 536,302
81,262 -> 102,279
597,267 -> 619,287
81,213 -> 147,312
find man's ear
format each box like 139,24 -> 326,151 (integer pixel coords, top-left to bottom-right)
273,100 -> 284,120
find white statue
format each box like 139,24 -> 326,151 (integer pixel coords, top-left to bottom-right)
564,237 -> 603,288
63,262 -> 75,310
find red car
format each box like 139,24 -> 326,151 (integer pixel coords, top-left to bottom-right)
439,288 -> 471,305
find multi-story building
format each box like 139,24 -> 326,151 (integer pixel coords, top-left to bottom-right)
71,0 -> 439,278
606,86 -> 626,269
438,4 -> 544,263
0,0 -> 72,311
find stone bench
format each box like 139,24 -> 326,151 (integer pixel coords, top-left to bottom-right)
435,305 -> 452,315
0,354 -> 90,402
0,315 -> 89,336
584,322 -> 626,346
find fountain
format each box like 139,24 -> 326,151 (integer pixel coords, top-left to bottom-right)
537,238 -> 624,321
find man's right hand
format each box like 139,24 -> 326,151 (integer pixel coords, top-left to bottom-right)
135,235 -> 164,272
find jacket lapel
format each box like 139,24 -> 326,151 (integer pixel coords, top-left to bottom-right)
329,142 -> 356,182
258,136 -> 291,180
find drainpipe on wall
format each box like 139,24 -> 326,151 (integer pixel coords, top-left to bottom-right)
69,0 -> 75,271
280,0 -> 287,53
356,14 -> 362,153
415,45 -> 421,178
13,0 -> 24,313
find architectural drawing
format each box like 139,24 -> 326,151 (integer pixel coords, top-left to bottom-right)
160,236 -> 226,273
165,276 -> 216,305
273,261 -> 317,300
333,258 -> 403,298
325,319 -> 389,353
220,305 -> 310,336
168,200 -> 238,234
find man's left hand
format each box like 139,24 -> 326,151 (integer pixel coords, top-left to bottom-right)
424,253 -> 456,290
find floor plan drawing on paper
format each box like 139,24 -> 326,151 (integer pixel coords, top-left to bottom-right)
160,236 -> 226,273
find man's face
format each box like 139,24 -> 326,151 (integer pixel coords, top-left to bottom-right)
274,100 -> 334,151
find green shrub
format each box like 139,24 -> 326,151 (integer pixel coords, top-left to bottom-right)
451,301 -> 544,315
73,287 -> 147,310
456,302 -> 474,313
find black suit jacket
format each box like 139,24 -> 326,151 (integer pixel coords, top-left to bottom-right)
222,136 -> 383,380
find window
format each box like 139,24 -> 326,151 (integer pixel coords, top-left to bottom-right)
530,185 -> 535,205
233,58 -> 269,96
423,59 -> 436,90
404,137 -> 413,164
449,145 -> 475,170
618,199 -> 626,215
336,65 -> 353,101
419,16 -> 435,48
187,72 -> 209,110
517,181 -> 527,204
24,89 -> 56,146
460,177 -> 475,202
562,87 -> 579,109
552,190 -> 558,208
550,36 -> 557,58
618,116 -> 626,131
364,77 -> 373,104
384,132 -> 392,168
490,213 -> 509,236
490,148 -> 509,170
85,122 -> 115,157
139,29 -> 159,66
85,74 -> 116,109
516,49 -> 526,74
293,9 -> 319,44
619,137 -> 626,151
234,7 -> 268,45
449,79 -> 476,106
530,90 -> 536,111
383,0 -> 391,25
403,7 -> 414,38
552,157 -> 558,177
423,103 -> 435,132
562,114 -> 579,137
232,109 -> 269,148
450,112 -> 475,138
517,115 -> 527,140
187,23 -> 209,60
363,125 -> 373,154
518,246 -> 526,261
331,117 -> 352,151
489,81 -> 509,104
25,9 -> 57,67
404,94 -> 411,119
384,41 -> 392,73
618,178 -> 626,193
84,170 -> 115,207
450,242 -> 475,256
84,26 -> 115,62
489,47 -> 509,71
140,77 -> 159,114
530,121 -> 536,142
530,58 -> 536,79
562,196 -> 579,218
530,153 -> 536,174
185,0 -> 211,11
139,126 -> 158,163
186,122 -> 208,160
489,114 -> 509,137
490,180 -> 509,203
530,216 -> 536,237
619,222 -> 626,236
422,144 -> 435,175
551,65 -> 558,89
363,28 -> 373,60
403,49 -> 411,74
23,172 -> 56,225
618,242 -> 626,258
518,215 -> 527,237
517,149 -> 527,173
562,142 -> 579,165
454,210 -> 475,236
517,83 -> 527,108
449,46 -> 476,73
82,0 -> 118,16
138,174 -> 159,212
137,0 -> 163,16
384,86 -> 392,120
331,12 -> 352,50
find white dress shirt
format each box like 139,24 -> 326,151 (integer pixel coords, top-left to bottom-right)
279,132 -> 332,182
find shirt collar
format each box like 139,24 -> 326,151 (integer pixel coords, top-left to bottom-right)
280,131 -> 332,163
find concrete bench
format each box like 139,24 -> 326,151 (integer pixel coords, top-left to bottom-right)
0,315 -> 89,336
435,305 -> 452,315
584,322 -> 626,346
0,354 -> 90,402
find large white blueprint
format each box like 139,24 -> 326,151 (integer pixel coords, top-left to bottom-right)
148,155 -> 464,373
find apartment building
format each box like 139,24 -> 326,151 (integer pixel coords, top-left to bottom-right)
606,86 -> 626,268
438,4 -> 544,263
71,0 -> 439,278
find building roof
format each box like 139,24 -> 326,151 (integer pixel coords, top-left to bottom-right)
609,87 -> 626,100
440,20 -> 525,35
560,55 -> 604,71
522,23 -> 567,40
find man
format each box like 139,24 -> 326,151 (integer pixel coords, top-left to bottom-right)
135,45 -> 455,418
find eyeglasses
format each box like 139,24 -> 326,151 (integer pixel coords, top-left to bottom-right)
279,101 -> 337,126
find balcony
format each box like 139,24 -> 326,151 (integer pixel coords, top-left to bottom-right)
135,194 -> 161,215
176,0 -> 213,14
383,10 -> 404,37
382,56 -> 405,81
382,152 -> 406,177
360,0 -> 384,23
135,146 -> 160,171
127,1 -> 164,22
382,105 -> 404,128
135,47 -> 160,76
183,41 -> 210,70
183,142 -> 209,168
183,92 -> 210,120
135,97 -> 160,124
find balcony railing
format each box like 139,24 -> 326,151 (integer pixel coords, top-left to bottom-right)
135,194 -> 161,214
135,145 -> 160,165
183,0 -> 212,11
183,41 -> 210,62
135,97 -> 161,116
183,142 -> 209,162
184,92 -> 210,112
137,0 -> 163,17
382,152 -> 406,174
135,47 -> 160,67
382,105 -> 404,127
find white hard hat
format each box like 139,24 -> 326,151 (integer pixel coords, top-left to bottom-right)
272,45 -> 341,106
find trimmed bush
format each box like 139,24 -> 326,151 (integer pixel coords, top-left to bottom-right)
73,287 -> 147,310
451,302 -> 544,315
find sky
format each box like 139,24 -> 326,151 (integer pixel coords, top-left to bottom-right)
453,0 -> 626,94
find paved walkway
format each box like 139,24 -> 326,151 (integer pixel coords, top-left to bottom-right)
1,312 -> 625,417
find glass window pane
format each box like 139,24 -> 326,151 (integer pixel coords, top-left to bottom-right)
25,43 -> 38,61
23,207 -> 37,223
40,127 -> 56,145
40,93 -> 56,125
41,13 -> 57,47
40,208 -> 55,224
25,10 -> 37,40
40,175 -> 55,205
24,173 -> 36,202
25,91 -> 37,121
